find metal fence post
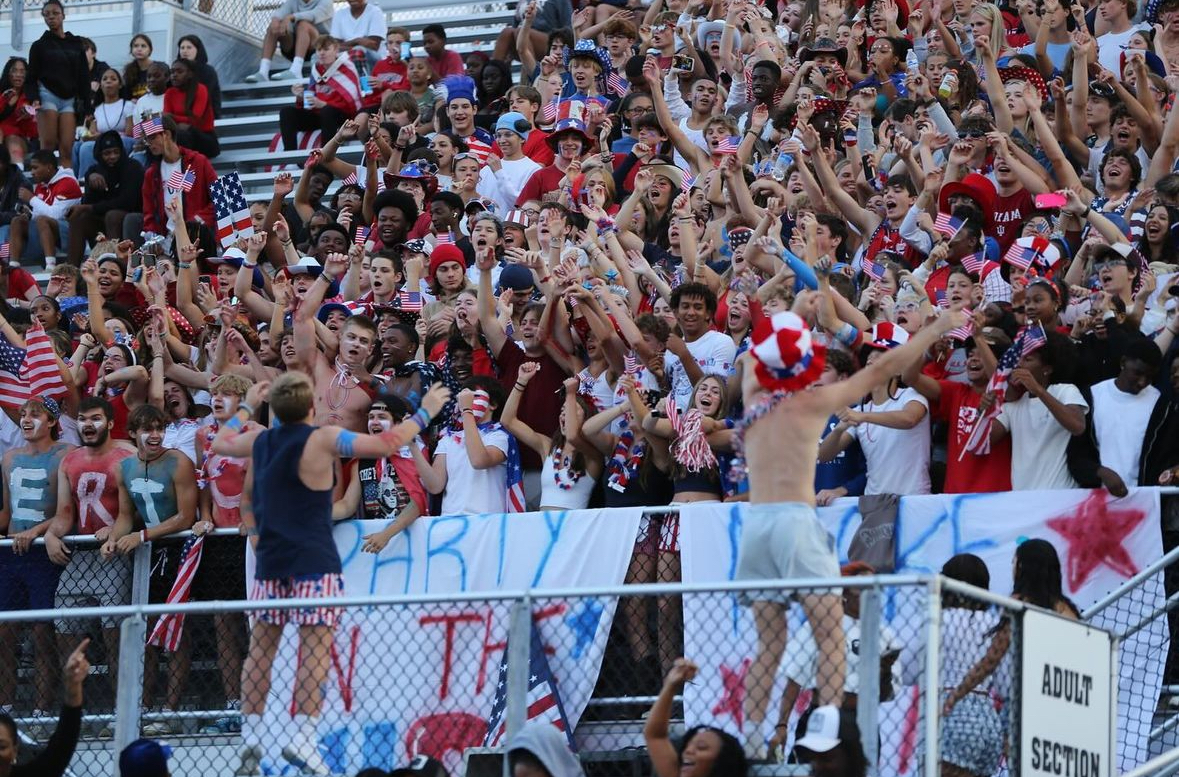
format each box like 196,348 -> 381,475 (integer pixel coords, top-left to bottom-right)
503,595 -> 531,777
857,586 -> 883,776
132,0 -> 145,34
113,614 -> 146,770
923,577 -> 943,777
12,0 -> 25,51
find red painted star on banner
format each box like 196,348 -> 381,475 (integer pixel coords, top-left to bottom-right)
711,659 -> 751,727
1045,489 -> 1147,592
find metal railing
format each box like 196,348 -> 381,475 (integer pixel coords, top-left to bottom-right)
0,534 -> 1038,777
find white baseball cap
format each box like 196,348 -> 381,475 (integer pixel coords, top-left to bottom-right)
795,705 -> 844,753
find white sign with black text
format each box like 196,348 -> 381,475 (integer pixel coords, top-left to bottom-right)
1020,609 -> 1114,777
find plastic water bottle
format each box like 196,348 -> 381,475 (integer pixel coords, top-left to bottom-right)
772,151 -> 794,181
353,49 -> 372,96
905,49 -> 920,77
303,75 -> 315,109
938,71 -> 958,99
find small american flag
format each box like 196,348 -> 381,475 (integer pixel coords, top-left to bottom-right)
933,212 -> 964,239
935,289 -> 949,309
166,167 -> 196,193
959,322 -> 1047,459
146,533 -> 205,652
606,71 -> 629,97
132,121 -> 144,139
435,231 -> 455,246
1002,240 -> 1038,270
140,116 -> 164,136
624,351 -> 640,375
354,226 -> 369,246
483,620 -> 575,749
0,243 -> 9,261
466,137 -> 494,165
395,290 -> 423,312
209,172 -> 254,248
715,135 -> 741,155
541,99 -> 559,123
0,323 -> 67,409
947,308 -> 974,341
960,251 -> 987,275
681,171 -> 695,189
341,170 -> 358,186
861,256 -> 886,282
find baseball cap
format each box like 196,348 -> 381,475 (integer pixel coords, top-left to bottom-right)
119,738 -> 172,777
388,754 -> 448,777
795,705 -> 859,754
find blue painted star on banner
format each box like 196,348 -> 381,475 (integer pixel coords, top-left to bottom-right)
565,598 -> 604,659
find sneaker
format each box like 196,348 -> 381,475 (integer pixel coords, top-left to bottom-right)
243,71 -> 263,83
282,737 -> 330,775
235,744 -> 262,776
43,257 -> 56,271
270,69 -> 297,81
142,719 -> 177,737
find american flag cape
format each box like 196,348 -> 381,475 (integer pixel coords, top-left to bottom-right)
958,322 -> 1047,460
0,323 -> 67,408
209,172 -> 254,248
146,533 -> 205,651
483,620 -> 575,749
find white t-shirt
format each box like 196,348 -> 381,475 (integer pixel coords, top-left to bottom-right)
664,330 -> 736,409
133,93 -> 165,124
330,4 -> 386,43
997,383 -> 1088,491
1096,27 -> 1142,73
780,614 -> 902,697
847,387 -> 931,495
489,156 -> 542,214
1090,378 -> 1159,488
436,426 -> 510,515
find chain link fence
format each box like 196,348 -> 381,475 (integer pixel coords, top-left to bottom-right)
0,524 -> 1051,777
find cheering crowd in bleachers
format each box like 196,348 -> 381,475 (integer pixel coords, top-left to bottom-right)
1,0 -> 1179,772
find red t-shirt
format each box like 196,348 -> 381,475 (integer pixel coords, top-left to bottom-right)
368,59 -> 408,110
5,267 -> 39,301
494,340 -> 567,470
163,83 -> 215,133
932,380 -> 1012,493
990,187 -> 1033,254
516,165 -> 567,206
60,445 -> 135,534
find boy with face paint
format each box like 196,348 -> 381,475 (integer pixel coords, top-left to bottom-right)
46,397 -> 135,696
0,399 -> 74,714
332,396 -> 429,552
102,404 -> 198,721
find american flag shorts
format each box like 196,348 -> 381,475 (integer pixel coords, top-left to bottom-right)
250,573 -> 344,627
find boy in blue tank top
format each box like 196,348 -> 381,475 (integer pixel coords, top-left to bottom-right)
0,398 -> 74,715
211,370 -> 450,776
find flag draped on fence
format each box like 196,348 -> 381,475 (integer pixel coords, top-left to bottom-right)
146,534 -> 206,652
484,621 -> 575,749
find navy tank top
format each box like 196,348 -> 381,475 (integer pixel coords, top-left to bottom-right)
251,423 -> 340,580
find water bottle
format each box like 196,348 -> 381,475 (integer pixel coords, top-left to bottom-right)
905,49 -> 920,77
938,71 -> 958,99
353,49 -> 372,96
772,151 -> 793,181
303,75 -> 315,109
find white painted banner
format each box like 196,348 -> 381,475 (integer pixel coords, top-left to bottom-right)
246,508 -> 643,775
678,488 -> 1164,775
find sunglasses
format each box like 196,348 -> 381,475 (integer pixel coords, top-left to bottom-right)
960,130 -> 986,139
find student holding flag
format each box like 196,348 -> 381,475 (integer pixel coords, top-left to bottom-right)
133,114 -> 215,238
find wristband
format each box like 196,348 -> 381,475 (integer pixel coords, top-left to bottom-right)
411,407 -> 431,428
320,272 -> 337,283
394,144 -> 407,150
243,260 -> 257,268
140,530 -> 148,544
835,322 -> 859,348
280,239 -> 293,246
237,402 -> 255,418
514,382 -> 528,391
178,262 -> 192,269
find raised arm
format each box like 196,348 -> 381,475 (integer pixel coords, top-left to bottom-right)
501,362 -> 552,458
